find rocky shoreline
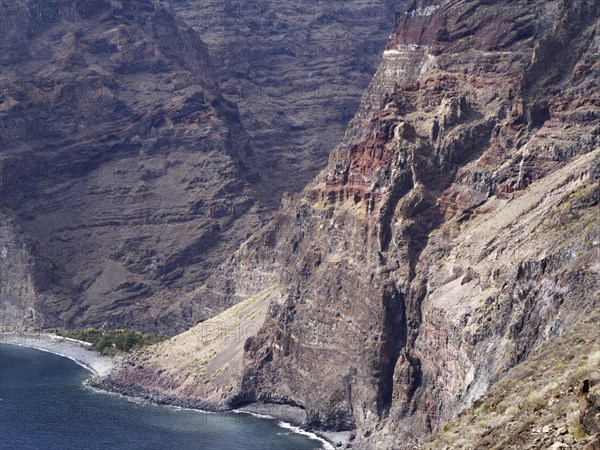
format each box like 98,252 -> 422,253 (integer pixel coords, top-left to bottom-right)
91,376 -> 344,449
0,333 -> 340,448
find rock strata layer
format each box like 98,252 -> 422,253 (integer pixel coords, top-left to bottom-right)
0,0 -> 262,333
0,0 -> 403,334
103,0 -> 599,448
168,0 -> 402,203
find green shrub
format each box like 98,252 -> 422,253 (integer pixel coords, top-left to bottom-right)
57,328 -> 165,355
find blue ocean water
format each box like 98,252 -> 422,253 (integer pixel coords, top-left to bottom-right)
0,344 -> 324,450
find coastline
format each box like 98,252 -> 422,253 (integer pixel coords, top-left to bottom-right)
1,333 -> 342,449
234,406 -> 343,450
92,377 -> 341,449
0,332 -> 115,377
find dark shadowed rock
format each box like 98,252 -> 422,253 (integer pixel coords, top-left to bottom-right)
167,0 -> 402,204
0,0 -> 264,334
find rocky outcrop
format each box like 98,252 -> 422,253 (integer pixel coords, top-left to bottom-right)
424,313 -> 600,449
235,1 -> 599,447
0,0 -> 264,334
0,217 -> 37,327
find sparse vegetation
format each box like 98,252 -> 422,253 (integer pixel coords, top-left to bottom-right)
475,402 -> 490,415
569,414 -> 586,440
424,314 -> 600,449
57,327 -> 165,355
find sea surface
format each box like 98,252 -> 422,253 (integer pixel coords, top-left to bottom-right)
0,344 -> 326,450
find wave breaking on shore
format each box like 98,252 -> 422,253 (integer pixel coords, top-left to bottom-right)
0,333 -> 115,377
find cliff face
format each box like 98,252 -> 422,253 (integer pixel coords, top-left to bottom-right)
0,0 -> 264,333
233,0 -> 599,446
424,312 -> 600,449
167,0 -> 402,203
0,0 -> 404,334
101,0 -> 599,446
47,0 -> 600,447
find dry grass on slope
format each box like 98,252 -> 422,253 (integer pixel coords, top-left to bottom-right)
117,285 -> 279,404
425,311 -> 600,450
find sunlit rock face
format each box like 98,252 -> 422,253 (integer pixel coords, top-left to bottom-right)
4,1 -> 599,447
191,0 -> 598,447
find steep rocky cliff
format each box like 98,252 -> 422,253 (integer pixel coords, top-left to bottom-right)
101,0 -> 599,447
235,1 -> 599,446
424,313 -> 600,449
0,0 -> 264,333
0,0 -> 404,334
167,0 -> 402,203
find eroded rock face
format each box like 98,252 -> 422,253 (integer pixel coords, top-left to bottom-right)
202,0 -> 599,447
167,0 -> 403,204
12,0 -> 599,448
0,217 -> 37,328
0,0 -> 264,334
0,0 -> 405,334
